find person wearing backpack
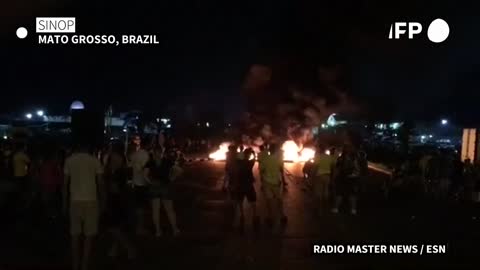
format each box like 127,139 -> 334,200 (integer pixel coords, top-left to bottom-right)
147,148 -> 182,237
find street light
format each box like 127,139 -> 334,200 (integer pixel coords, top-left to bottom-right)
441,119 -> 448,125
37,110 -> 44,117
25,113 -> 32,119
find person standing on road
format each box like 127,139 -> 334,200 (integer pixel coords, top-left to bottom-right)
464,159 -> 476,202
230,148 -> 259,231
12,142 -> 31,210
104,142 -> 136,260
257,145 -> 268,183
63,144 -> 104,270
311,145 -> 336,216
437,151 -> 452,200
38,150 -> 63,220
147,148 -> 182,237
261,144 -> 287,227
223,144 -> 238,192
128,135 -> 150,235
332,144 -> 362,215
450,156 -> 465,200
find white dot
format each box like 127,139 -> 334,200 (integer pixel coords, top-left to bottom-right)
16,27 -> 28,39
427,18 -> 449,43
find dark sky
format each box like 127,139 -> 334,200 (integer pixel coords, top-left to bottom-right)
1,0 -> 479,123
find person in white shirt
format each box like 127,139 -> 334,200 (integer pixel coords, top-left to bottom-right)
63,145 -> 104,270
128,135 -> 150,235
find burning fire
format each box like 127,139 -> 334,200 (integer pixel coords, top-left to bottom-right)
208,143 -> 255,161
208,140 -> 315,162
208,142 -> 230,160
282,140 -> 315,162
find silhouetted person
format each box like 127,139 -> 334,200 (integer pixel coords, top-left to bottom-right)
230,148 -> 259,231
38,150 -> 63,219
332,145 -> 362,215
311,145 -> 336,215
147,148 -> 182,237
224,144 -> 238,191
128,135 -> 150,235
105,143 -> 136,259
450,157 -> 464,200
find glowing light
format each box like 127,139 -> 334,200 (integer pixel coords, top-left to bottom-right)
70,100 -> 85,110
3,135 -> 7,140
327,114 -> 337,127
25,113 -> 32,119
282,141 -> 300,161
209,141 -> 315,162
300,148 -> 315,162
325,149 -> 331,155
441,119 -> 448,125
209,142 -> 230,160
36,110 -> 44,117
390,122 -> 401,129
282,140 -> 315,162
206,122 -> 210,127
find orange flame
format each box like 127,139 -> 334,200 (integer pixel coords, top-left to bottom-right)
209,140 -> 315,162
282,140 -> 315,162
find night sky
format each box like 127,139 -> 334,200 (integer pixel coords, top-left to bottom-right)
1,0 -> 479,124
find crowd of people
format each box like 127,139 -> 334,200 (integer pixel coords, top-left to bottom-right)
221,142 -> 369,231
387,150 -> 480,204
0,135 -> 184,270
3,135 -> 480,269
303,144 -> 368,215
223,143 -> 288,231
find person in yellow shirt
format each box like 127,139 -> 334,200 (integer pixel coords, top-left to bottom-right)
13,143 -> 30,179
12,143 -> 31,209
311,145 -> 335,215
261,144 -> 287,227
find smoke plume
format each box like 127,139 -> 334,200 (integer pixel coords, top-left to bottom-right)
241,63 -> 358,147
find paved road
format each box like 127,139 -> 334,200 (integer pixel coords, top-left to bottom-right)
1,161 -> 479,269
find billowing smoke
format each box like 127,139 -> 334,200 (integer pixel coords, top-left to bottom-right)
241,63 -> 358,148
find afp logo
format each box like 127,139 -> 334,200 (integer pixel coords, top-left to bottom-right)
388,18 -> 450,43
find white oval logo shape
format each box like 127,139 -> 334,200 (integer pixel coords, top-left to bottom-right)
427,18 -> 449,43
16,27 -> 28,39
